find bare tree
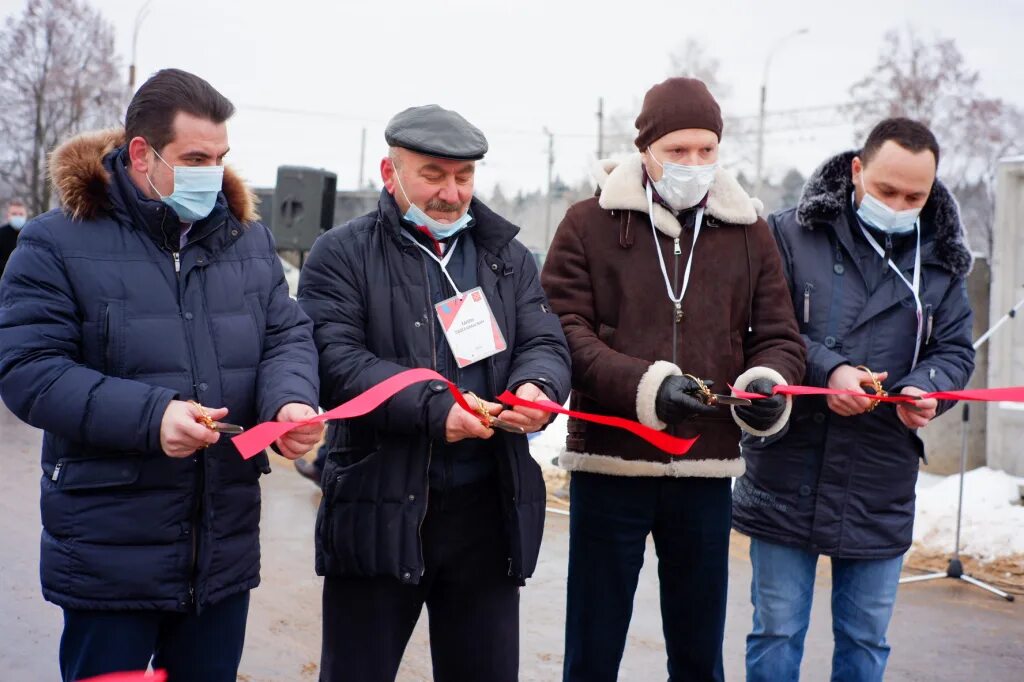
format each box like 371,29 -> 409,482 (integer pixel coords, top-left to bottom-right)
601,97 -> 643,158
601,39 -> 734,160
668,37 -> 731,102
846,28 -> 1023,254
0,0 -> 123,215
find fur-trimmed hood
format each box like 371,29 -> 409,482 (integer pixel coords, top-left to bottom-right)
48,128 -> 259,224
591,152 -> 764,238
796,150 -> 973,276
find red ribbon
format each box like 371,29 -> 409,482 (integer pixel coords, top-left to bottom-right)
497,390 -> 697,455
231,366 -> 1024,461
730,384 -> 1024,404
78,671 -> 167,682
231,368 -> 698,460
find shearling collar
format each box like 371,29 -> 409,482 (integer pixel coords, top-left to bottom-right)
591,152 -> 763,238
48,127 -> 259,224
797,150 -> 973,276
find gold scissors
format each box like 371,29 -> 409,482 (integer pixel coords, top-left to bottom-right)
190,401 -> 245,434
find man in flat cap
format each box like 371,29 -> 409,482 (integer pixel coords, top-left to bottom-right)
299,104 -> 571,682
542,77 -> 806,681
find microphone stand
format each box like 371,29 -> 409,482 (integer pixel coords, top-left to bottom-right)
898,292 -> 1024,601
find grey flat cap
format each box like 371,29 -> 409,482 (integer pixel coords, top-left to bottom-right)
385,104 -> 489,160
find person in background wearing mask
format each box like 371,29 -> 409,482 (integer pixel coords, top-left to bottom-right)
0,68 -> 322,682
733,118 -> 975,682
299,105 -> 571,682
541,77 -> 806,682
0,198 -> 29,274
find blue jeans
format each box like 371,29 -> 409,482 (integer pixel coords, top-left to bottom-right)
746,538 -> 903,682
563,472 -> 732,682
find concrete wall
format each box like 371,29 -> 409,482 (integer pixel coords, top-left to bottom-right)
920,258 -> 989,475
986,158 -> 1024,476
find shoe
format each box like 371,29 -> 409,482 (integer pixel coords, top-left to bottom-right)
294,457 -> 323,485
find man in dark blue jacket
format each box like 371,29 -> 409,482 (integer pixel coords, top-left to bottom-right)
733,118 -> 975,682
299,105 -> 571,682
0,69 -> 322,682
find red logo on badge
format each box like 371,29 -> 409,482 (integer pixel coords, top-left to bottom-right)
472,291 -> 482,302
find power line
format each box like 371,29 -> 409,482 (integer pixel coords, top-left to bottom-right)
239,100 -> 872,142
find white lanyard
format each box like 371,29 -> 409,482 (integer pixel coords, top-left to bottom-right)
645,182 -> 703,315
858,221 -> 923,369
404,233 -> 463,297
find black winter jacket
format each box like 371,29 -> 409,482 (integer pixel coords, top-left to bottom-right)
299,190 -> 571,584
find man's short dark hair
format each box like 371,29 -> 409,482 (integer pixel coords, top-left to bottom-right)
862,117 -> 940,168
7,198 -> 26,209
125,69 -> 235,151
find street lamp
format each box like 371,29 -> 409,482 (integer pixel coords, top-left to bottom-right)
754,27 -> 809,197
543,127 -> 555,247
128,1 -> 155,92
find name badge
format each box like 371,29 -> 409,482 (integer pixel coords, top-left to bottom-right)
435,287 -> 507,368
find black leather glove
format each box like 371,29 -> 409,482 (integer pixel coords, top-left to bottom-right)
655,375 -> 720,425
734,378 -> 786,431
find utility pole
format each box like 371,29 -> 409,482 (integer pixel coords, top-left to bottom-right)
755,82 -> 767,196
544,127 -> 555,248
755,27 -> 809,197
596,97 -> 605,159
358,127 -> 366,189
129,1 -> 155,93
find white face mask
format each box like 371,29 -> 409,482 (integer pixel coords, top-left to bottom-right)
856,173 -> 923,235
647,148 -> 717,212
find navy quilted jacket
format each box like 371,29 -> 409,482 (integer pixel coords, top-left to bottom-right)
0,129 -> 319,611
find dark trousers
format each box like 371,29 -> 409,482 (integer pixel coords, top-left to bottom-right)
563,471 -> 732,682
59,590 -> 249,682
320,481 -> 519,682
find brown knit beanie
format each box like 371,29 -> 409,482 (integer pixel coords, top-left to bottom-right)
634,77 -> 723,150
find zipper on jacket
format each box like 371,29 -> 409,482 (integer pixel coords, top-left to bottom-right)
163,210 -> 205,609
484,348 -> 518,580
186,451 -> 203,611
418,254 -> 437,577
672,235 -> 681,366
101,303 -> 112,374
803,283 -> 815,324
883,235 -> 893,265
51,460 -> 63,482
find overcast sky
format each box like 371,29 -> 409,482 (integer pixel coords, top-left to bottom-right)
2,0 -> 1022,194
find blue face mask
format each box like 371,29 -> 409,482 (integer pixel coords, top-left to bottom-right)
393,172 -> 472,239
855,175 -> 921,235
9,215 -> 26,230
147,148 -> 224,223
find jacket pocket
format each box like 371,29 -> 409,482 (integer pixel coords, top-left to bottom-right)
51,455 -> 143,491
98,300 -> 127,376
320,447 -> 383,568
245,293 -> 266,350
729,331 -> 745,377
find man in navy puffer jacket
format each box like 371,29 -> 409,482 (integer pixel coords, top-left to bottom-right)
0,69 -> 322,682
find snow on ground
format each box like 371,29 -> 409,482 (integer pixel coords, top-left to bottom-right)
913,467 -> 1024,562
529,414 -> 568,473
